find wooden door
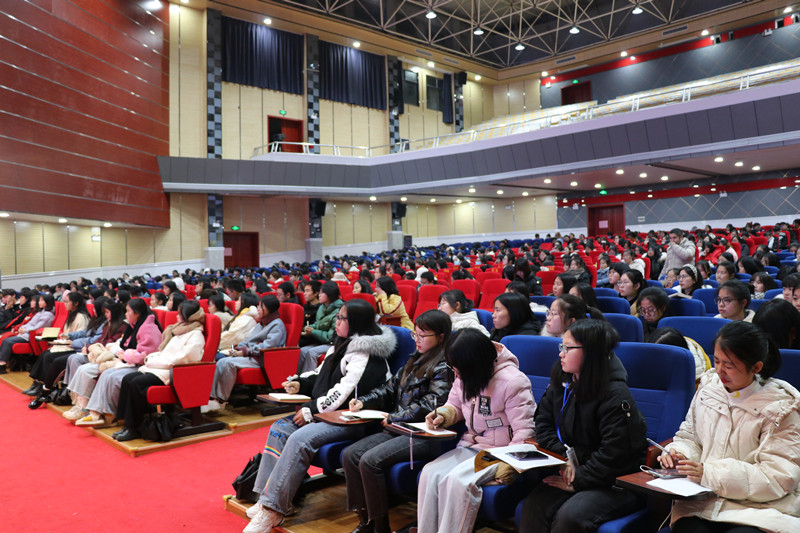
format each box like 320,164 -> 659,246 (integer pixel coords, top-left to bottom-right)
561,81 -> 592,105
587,205 -> 625,238
223,232 -> 259,268
267,116 -> 304,153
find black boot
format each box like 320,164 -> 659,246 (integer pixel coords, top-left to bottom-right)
350,509 -> 374,533
373,514 -> 391,533
28,389 -> 50,409
22,381 -> 44,396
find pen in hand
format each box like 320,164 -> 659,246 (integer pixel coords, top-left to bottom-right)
434,407 -> 439,429
647,437 -> 670,455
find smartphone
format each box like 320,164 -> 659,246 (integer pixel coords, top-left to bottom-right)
646,468 -> 686,479
508,450 -> 547,461
392,422 -> 423,433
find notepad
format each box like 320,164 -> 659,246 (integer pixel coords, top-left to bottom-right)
395,422 -> 456,436
36,327 -> 61,340
647,477 -> 711,497
341,410 -> 388,420
269,393 -> 312,401
490,444 -> 565,472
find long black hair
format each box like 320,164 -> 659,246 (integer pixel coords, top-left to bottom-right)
376,276 -> 400,297
86,296 -> 110,333
329,298 -> 382,358
446,328 -> 497,401
492,292 -> 536,334
119,297 -> 160,350
551,319 -> 619,400
753,299 -> 800,350
64,291 -> 89,329
400,309 -> 452,385
439,289 -> 473,314
714,321 -> 781,379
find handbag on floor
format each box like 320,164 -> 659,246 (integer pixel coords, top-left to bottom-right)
139,410 -> 184,442
232,452 -> 262,502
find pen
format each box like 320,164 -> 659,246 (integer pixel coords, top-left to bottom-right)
434,407 -> 439,429
647,437 -> 671,455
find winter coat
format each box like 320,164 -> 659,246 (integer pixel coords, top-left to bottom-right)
376,293 -> 413,330
446,342 -> 535,450
489,318 -> 541,342
213,311 -> 233,329
669,372 -> 800,533
449,311 -> 490,337
117,314 -> 162,365
534,354 -> 647,492
139,328 -> 205,385
663,237 -> 696,272
595,267 -> 610,287
358,348 -> 452,424
236,318 -> 287,356
19,310 -> 55,341
50,312 -> 89,353
298,326 -> 395,414
218,306 -> 259,350
309,299 -> 344,344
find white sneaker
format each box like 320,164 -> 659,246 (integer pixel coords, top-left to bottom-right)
201,399 -> 226,414
242,506 -> 283,533
245,504 -> 261,519
63,406 -> 88,420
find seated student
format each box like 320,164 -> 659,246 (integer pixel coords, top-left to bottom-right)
0,294 -> 56,374
647,327 -> 710,383
714,261 -> 736,285
374,276 -> 413,330
594,254 -> 611,287
419,271 -> 436,286
621,248 -> 645,276
659,321 -> 800,533
604,263 -> 630,292
662,267 -> 681,289
672,265 -> 707,299
275,282 -> 299,304
550,272 -> 577,297
149,292 -> 168,312
636,286 -> 672,338
568,283 -> 600,310
513,257 -> 543,296
343,310 -> 453,533
207,293 -> 234,329
218,292 -> 261,354
753,298 -> 800,350
416,328 -> 535,533
25,292 -> 91,407
297,281 -> 343,373
204,295 -> 286,413
490,292 -> 541,341
618,269 -> 647,315
519,320 -> 648,532
113,300 -> 206,442
714,280 -> 755,322
542,294 -> 603,338
437,289 -> 489,336
351,279 -> 373,295
243,299 -> 395,533
70,298 -> 163,426
301,280 -> 322,326
749,271 -> 777,300
0,289 -> 22,331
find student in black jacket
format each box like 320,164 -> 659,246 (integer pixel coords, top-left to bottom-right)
489,292 -> 541,341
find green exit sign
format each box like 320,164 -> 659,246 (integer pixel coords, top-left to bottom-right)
279,109 -> 287,115
231,225 -> 241,231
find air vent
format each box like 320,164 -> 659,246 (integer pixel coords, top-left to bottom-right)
555,55 -> 577,65
662,24 -> 688,37
414,48 -> 434,58
442,56 -> 460,65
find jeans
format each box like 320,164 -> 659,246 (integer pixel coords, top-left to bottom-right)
343,430 -> 437,522
672,517 -> 764,533
519,481 -> 644,533
210,355 -> 260,401
254,416 -> 364,515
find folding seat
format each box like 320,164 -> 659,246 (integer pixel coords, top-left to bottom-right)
477,278 -> 510,310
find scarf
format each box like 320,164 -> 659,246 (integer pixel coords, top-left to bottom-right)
119,314 -> 148,350
259,309 -> 281,327
158,308 -> 205,351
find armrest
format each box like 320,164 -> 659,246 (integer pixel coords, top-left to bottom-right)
170,362 -> 217,408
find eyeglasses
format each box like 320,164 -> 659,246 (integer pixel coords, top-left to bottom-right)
335,314 -> 348,322
559,343 -> 581,353
714,297 -> 736,306
617,279 -> 630,286
678,274 -> 691,280
640,307 -> 659,318
545,309 -> 557,318
410,331 -> 437,341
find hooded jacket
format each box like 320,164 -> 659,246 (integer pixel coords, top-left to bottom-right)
309,299 -> 344,344
446,342 -> 535,450
299,326 -> 395,414
139,312 -> 206,385
663,236 -> 696,272
534,354 -> 648,492
668,372 -> 800,533
236,317 -> 287,356
218,306 -> 259,350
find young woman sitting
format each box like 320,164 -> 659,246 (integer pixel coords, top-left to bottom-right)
489,292 -> 541,341
542,294 -> 603,338
714,280 -> 755,322
437,289 -> 489,336
207,293 -> 233,329
0,293 -> 56,374
374,276 -> 413,330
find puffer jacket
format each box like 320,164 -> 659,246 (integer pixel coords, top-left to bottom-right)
534,354 -> 647,492
218,306 -> 259,350
358,347 -> 452,423
309,299 -> 344,344
299,326 -> 396,414
446,342 -> 535,450
139,328 -> 205,385
668,372 -> 800,533
663,237 -> 696,272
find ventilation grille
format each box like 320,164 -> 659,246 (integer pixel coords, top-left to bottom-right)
555,55 -> 577,65
442,56 -> 460,65
414,48 -> 434,58
662,24 -> 689,37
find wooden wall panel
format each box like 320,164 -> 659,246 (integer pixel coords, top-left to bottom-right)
264,197 -> 288,253
508,81 -> 525,115
101,228 -> 128,268
127,229 -> 156,266
437,204 -> 455,237
454,203 -> 474,234
319,100 -> 335,155
68,226 -> 101,271
368,108 -> 389,151
240,85 -> 265,159
535,195 -> 558,230
0,220 -> 16,276
43,225 -> 69,273
353,203 -> 372,243
321,204 -> 337,247
283,197 -> 309,251
335,203 -> 355,245
474,201 -> 494,234
171,6 -> 206,158
515,198 -> 536,231
155,201 -> 182,263
494,200 -> 515,233
14,222 -> 43,274
221,83 -> 242,159
178,194 -> 207,260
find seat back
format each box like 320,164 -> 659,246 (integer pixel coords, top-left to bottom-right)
477,278 -> 510,310
279,302 -> 304,347
162,311 -> 179,329
397,285 -> 417,319
657,316 -> 730,355
596,296 -> 631,315
614,342 -> 695,442
474,309 -> 494,332
593,287 -> 620,298
51,301 -> 68,330
388,326 -> 415,375
668,297 -> 706,317
605,313 -> 644,342
765,288 -> 783,300
531,296 -> 556,308
776,349 -> 800,388
414,285 -> 448,319
692,288 -> 718,315
202,313 -> 222,361
343,292 -> 377,312
197,299 -> 209,312
500,335 -> 560,403
450,279 -> 481,306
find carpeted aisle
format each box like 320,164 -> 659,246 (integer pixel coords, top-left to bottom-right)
0,379 -> 267,532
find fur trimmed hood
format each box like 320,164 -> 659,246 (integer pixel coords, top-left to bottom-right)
345,326 -> 397,359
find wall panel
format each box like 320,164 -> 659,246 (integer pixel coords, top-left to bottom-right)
221,82 -> 242,159
283,197 -> 309,251
43,225 -> 69,273
127,229 -> 156,266
14,222 -> 44,274
454,203 -> 475,234
172,6 -> 206,158
494,200 -> 515,233
101,228 -> 128,268
0,220 -> 16,275
353,203 -> 372,243
68,226 -> 101,270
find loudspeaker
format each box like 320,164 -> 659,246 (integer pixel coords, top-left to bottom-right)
309,199 -> 327,217
455,71 -> 467,85
391,202 -> 407,219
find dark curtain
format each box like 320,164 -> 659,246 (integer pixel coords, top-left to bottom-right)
394,58 -> 404,115
221,17 -> 303,95
442,73 -> 453,124
320,41 -> 386,110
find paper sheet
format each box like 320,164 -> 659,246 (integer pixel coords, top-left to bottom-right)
269,393 -> 312,401
647,477 -> 710,497
490,443 -> 565,471
393,422 -> 456,436
341,410 -> 388,420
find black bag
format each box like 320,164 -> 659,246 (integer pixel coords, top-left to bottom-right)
139,410 -> 184,442
232,452 -> 262,502
51,383 -> 72,406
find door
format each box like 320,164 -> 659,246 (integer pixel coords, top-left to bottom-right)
223,232 -> 259,268
561,81 -> 592,105
268,116 -> 304,153
587,205 -> 625,238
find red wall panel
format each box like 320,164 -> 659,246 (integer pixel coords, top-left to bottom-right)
0,0 -> 170,228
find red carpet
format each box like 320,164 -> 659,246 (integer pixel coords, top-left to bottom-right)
0,382 -> 281,532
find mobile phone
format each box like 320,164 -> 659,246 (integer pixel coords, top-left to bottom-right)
508,450 -> 547,461
643,467 -> 686,479
392,422 -> 423,433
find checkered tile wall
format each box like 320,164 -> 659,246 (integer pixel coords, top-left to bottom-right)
454,75 -> 464,133
387,56 -> 401,152
208,194 -> 224,248
206,9 -> 223,159
307,34 -> 320,154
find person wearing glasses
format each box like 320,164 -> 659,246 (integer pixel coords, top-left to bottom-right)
519,320 -> 648,532
714,280 -> 755,322
672,265 -> 707,298
342,310 -> 453,533
542,294 -> 604,338
636,287 -> 672,337
416,328 -> 535,533
617,269 -> 647,316
244,299 -> 396,533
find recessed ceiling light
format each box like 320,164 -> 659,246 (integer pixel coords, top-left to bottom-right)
632,5 -> 643,15
569,26 -> 580,34
661,175 -> 669,181
411,66 -> 420,73
616,169 -> 624,175
400,196 -> 408,202
714,156 -> 724,162
620,51 -> 628,57
475,75 -> 481,81
781,186 -> 787,189
468,187 -> 476,193
594,183 -> 602,189
58,218 -> 68,223
181,0 -> 188,3
630,56 -> 636,60
522,191 -> 529,196
550,75 -> 556,80
639,172 -> 647,178
752,165 -> 761,171
785,7 -> 793,14
544,178 -> 552,184
473,26 -> 484,35
647,194 -> 653,198
104,222 -> 112,227
515,42 -> 525,51
369,196 -> 377,201
542,71 -> 548,77
710,187 -> 717,192
734,161 -> 744,167
263,17 -> 272,24
429,198 -> 436,202
694,194 -> 700,197
693,184 -> 699,188
426,10 -> 437,19
701,29 -> 709,36
353,41 -> 361,48
629,191 -> 635,194
570,181 -> 578,187
496,189 -> 504,195
0,213 -> 9,217
456,199 -> 463,204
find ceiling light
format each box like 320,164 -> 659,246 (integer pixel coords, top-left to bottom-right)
104,222 -> 112,227
569,26 -> 580,35
629,191 -> 635,194
714,156 -> 724,162
263,17 -> 272,24
542,71 -> 548,77
550,75 -> 556,80
616,169 -> 624,175
400,196 -> 408,202
710,187 -> 717,192
426,10 -> 437,19
632,5 -> 643,15
752,165 -> 761,171
0,213 -> 9,217
693,184 -> 699,188
630,56 -> 636,60
522,191 -> 529,196
620,51 -> 628,57
430,198 -> 436,202
544,178 -> 552,184
181,0 -> 188,3
411,66 -> 420,73
594,183 -> 602,189
639,172 -> 647,178
456,199 -> 463,204
468,187 -> 476,193
496,189 -> 504,195
563,198 -> 568,203
515,42 -> 525,51
169,4 -> 180,12
661,175 -> 669,181
473,26 -> 484,35
694,194 -> 700,198
474,75 -> 481,81
781,186 -> 787,189
369,196 -> 377,201
427,61 -> 435,68
785,7 -> 793,14
647,194 -> 653,198
58,218 -> 68,223
734,161 -> 744,167
353,41 -> 361,48
701,29 -> 709,36
570,181 -> 578,187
